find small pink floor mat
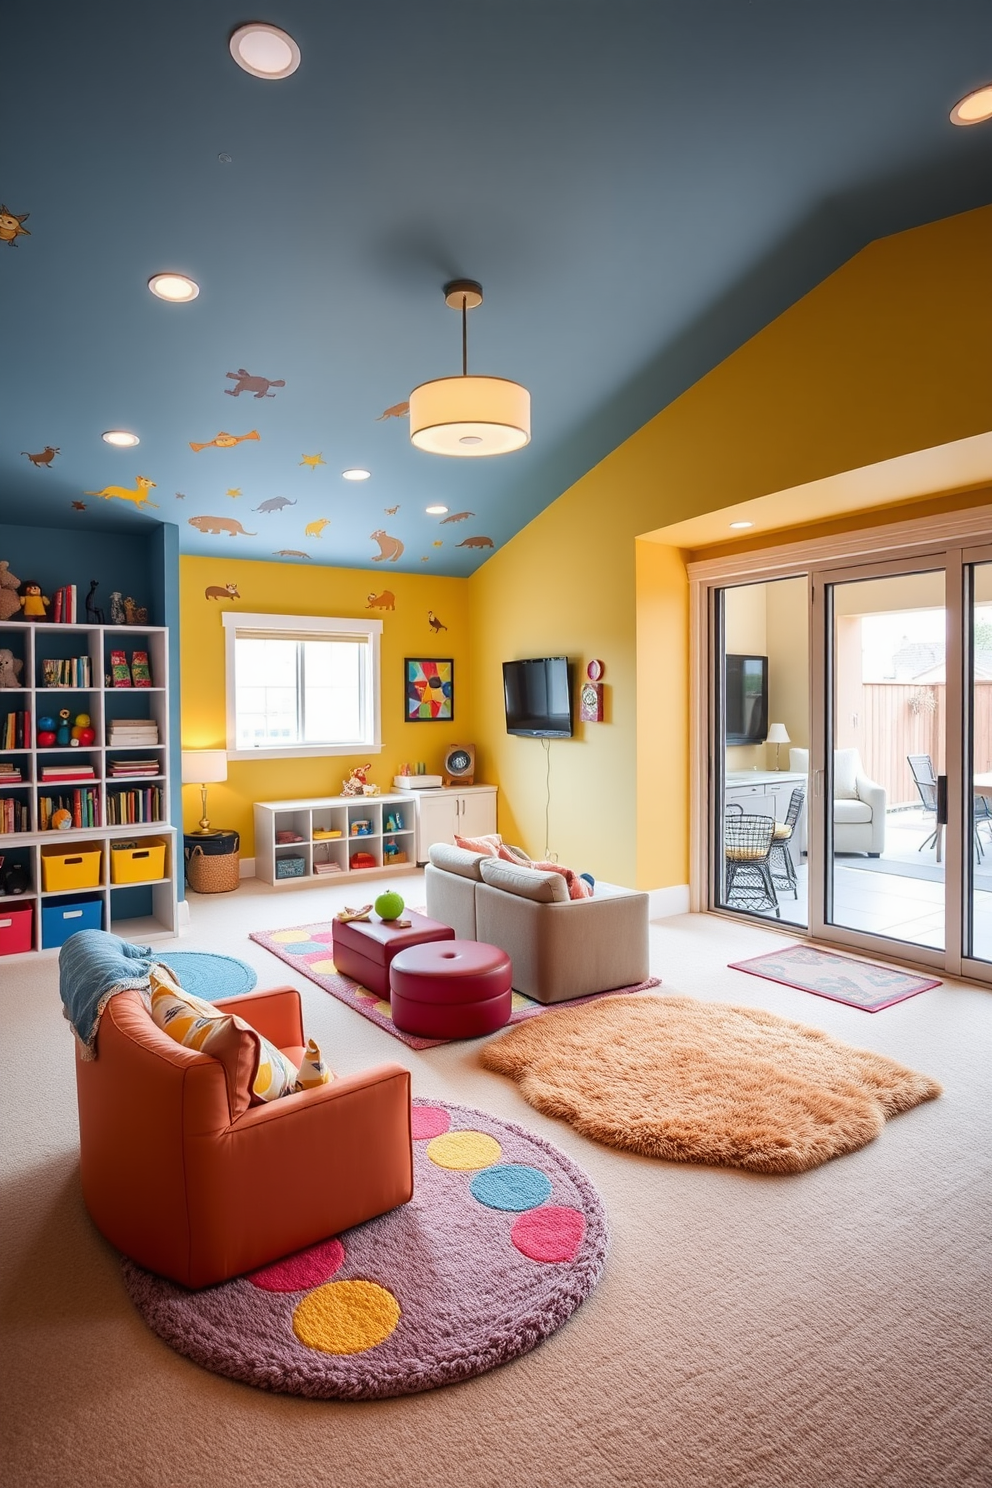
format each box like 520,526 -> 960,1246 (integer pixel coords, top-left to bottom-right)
729,943 -> 941,1012
251,920 -> 659,1049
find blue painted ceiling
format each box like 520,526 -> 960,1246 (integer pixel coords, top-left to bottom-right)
2,0 -> 991,575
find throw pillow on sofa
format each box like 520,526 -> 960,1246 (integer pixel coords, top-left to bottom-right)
295,1038 -> 333,1091
454,833 -> 592,900
149,967 -> 300,1108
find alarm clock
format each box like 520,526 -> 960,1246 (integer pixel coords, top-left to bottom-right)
443,744 -> 475,787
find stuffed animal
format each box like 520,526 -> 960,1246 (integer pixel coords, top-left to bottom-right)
0,561 -> 21,621
0,649 -> 24,688
342,764 -> 373,797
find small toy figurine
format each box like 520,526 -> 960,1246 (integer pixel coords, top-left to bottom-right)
109,591 -> 125,625
71,712 -> 95,746
123,597 -> 149,625
0,561 -> 22,621
342,764 -> 373,797
52,808 -> 73,831
56,709 -> 72,745
84,580 -> 105,624
18,581 -> 50,619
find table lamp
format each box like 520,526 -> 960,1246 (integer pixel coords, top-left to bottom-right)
181,749 -> 228,834
765,723 -> 790,771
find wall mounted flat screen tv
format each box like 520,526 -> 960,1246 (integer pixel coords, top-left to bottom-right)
725,654 -> 769,746
503,657 -> 573,737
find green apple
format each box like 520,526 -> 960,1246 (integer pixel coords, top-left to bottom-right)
375,890 -> 405,921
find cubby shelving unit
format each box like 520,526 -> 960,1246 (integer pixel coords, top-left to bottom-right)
0,620 -> 178,957
253,795 -> 420,887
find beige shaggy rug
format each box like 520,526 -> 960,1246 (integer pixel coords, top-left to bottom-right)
480,994 -> 942,1173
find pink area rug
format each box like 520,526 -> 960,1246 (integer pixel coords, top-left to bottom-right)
250,920 -> 660,1049
729,943 -> 941,1011
122,1098 -> 609,1398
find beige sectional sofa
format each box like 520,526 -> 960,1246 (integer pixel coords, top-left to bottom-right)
425,843 -> 651,1004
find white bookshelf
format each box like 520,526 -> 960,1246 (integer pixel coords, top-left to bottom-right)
0,620 -> 178,957
253,794 -> 420,887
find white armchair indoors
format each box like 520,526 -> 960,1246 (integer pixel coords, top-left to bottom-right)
790,748 -> 886,857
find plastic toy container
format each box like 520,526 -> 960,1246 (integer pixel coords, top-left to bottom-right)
0,902 -> 34,955
110,836 -> 167,884
41,894 -> 103,948
41,843 -> 103,892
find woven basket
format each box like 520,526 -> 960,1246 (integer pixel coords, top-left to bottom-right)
185,843 -> 240,894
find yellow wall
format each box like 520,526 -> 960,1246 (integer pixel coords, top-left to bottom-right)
180,556 -> 472,854
723,582 -> 767,771
468,205 -> 992,889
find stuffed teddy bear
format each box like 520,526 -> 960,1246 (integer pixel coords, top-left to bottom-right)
0,649 -> 24,688
0,561 -> 21,622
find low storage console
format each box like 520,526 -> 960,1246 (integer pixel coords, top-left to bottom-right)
253,794 -> 421,887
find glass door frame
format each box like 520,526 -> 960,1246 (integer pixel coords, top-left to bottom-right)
807,547 -> 963,975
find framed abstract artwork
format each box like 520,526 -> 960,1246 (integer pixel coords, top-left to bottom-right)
405,658 -> 454,721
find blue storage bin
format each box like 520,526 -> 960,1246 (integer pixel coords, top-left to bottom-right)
275,856 -> 306,880
41,894 -> 104,949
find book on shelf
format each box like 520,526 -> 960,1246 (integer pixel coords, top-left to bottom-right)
38,787 -> 100,831
0,763 -> 24,782
51,585 -> 77,626
313,861 -> 344,874
41,766 -> 97,782
110,650 -> 131,687
130,650 -> 152,687
42,655 -> 92,688
106,785 -> 163,825
107,723 -> 159,745
109,758 -> 159,777
1,796 -> 29,833
2,711 -> 31,749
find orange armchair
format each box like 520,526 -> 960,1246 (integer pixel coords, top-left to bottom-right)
74,985 -> 413,1289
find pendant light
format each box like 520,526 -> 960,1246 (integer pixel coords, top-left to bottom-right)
409,280 -> 530,457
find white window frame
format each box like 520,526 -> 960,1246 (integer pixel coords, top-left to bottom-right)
222,611 -> 382,761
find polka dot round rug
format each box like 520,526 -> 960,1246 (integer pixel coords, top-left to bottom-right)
121,1099 -> 609,1398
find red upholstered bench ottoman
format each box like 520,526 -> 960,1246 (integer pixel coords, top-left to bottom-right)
389,940 -> 513,1039
331,911 -> 455,998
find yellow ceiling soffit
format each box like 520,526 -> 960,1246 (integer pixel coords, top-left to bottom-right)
640,430 -> 992,550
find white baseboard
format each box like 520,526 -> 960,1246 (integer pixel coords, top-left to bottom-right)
176,898 -> 191,931
239,857 -> 256,878
648,884 -> 690,919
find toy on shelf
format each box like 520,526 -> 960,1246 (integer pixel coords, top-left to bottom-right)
110,650 -> 131,687
349,852 -> 376,871
383,811 -> 405,832
109,592 -> 125,625
85,581 -> 105,625
36,715 -> 56,747
71,712 -> 95,746
350,819 -> 372,836
51,807 -> 73,830
0,649 -> 24,688
0,562 -> 22,621
130,650 -> 152,687
341,764 -> 380,797
18,581 -> 50,620
124,597 -> 149,625
56,709 -> 72,746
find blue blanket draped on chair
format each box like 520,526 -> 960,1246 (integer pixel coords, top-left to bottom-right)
59,929 -> 165,1058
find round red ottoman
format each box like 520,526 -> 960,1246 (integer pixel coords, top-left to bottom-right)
389,940 -> 512,1039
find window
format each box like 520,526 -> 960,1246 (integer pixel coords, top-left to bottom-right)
222,613 -> 382,760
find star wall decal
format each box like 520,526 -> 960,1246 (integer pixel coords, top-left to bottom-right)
71,500 -> 86,510
433,540 -> 443,547
175,491 -> 186,499
226,487 -> 242,498
300,453 -> 326,471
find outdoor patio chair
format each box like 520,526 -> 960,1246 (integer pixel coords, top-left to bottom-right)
724,812 -> 780,918
907,753 -> 989,860
769,785 -> 806,898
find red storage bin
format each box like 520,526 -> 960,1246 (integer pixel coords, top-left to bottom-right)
0,902 -> 34,955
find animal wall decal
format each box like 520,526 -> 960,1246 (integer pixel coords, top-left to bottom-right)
274,549 -> 312,559
189,430 -> 260,452
366,590 -> 395,610
85,475 -> 158,509
188,514 -> 256,536
456,535 -> 495,549
0,206 -> 30,246
304,518 -> 331,538
205,583 -> 241,601
22,446 -> 59,468
370,530 -> 404,562
377,402 -> 409,420
299,453 -> 326,471
225,369 -> 285,399
384,504 -> 400,515
441,511 -> 474,523
432,540 -> 443,547
428,611 -> 447,633
254,496 -> 296,512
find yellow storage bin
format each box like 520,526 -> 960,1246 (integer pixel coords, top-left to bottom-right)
110,836 -> 168,885
41,843 -> 103,892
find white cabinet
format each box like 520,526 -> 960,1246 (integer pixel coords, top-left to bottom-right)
394,785 -> 497,863
0,619 -> 178,957
253,794 -> 420,887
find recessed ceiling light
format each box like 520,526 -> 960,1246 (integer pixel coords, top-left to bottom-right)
148,273 -> 199,302
102,430 -> 140,447
729,521 -> 753,530
341,468 -> 371,481
425,505 -> 449,515
950,83 -> 992,126
230,23 -> 301,80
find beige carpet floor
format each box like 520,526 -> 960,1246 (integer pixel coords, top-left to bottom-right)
2,873 -> 990,1488
481,994 -> 943,1172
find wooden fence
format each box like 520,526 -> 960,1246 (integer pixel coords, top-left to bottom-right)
859,682 -> 992,807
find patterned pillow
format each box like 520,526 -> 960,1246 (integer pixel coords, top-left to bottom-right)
295,1038 -> 334,1091
454,831 -> 504,855
149,968 -> 299,1110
